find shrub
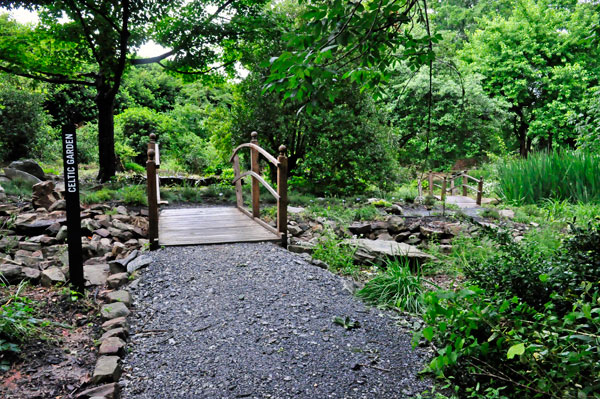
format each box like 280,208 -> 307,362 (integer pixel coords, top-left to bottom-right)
2,178 -> 33,198
497,150 -> 600,205
0,77 -> 49,162
118,185 -> 147,206
357,259 -> 428,313
418,222 -> 600,398
124,162 -> 145,174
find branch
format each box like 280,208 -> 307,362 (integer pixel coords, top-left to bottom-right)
66,0 -> 101,63
0,64 -> 95,86
131,0 -> 234,66
81,0 -> 122,33
157,59 -> 236,75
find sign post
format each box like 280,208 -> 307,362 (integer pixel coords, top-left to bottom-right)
61,124 -> 84,293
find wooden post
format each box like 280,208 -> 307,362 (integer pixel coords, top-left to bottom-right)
232,154 -> 243,209
462,170 -> 468,197
428,171 -> 433,196
250,131 -> 260,218
277,145 -> 288,249
477,178 -> 484,206
441,177 -> 447,202
146,143 -> 159,249
450,175 -> 455,195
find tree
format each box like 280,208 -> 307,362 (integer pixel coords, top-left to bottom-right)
265,0 -> 434,109
0,1 -> 267,181
460,0 -> 599,156
383,61 -> 509,168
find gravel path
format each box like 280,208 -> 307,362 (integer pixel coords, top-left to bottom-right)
120,242 -> 432,399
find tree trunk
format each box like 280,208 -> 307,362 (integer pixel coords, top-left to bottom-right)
515,108 -> 529,158
96,93 -> 116,182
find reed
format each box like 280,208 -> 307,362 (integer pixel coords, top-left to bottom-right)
497,150 -> 600,205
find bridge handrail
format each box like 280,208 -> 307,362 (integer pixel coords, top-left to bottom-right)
425,169 -> 484,205
230,131 -> 288,248
230,143 -> 279,166
146,133 -> 160,248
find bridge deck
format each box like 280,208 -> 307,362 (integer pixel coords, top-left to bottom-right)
158,207 -> 281,246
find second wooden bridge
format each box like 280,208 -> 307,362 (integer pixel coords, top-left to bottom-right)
145,132 -> 288,248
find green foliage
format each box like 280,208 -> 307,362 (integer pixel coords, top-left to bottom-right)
385,63 -> 509,169
419,222 -> 600,398
117,64 -> 182,113
0,74 -> 49,162
357,259 -> 427,314
118,185 -> 147,206
497,151 -> 600,205
0,282 -> 47,365
461,0 -> 600,155
81,188 -> 118,204
1,178 -> 32,198
266,0 -> 432,106
123,162 -> 145,174
312,230 -> 357,276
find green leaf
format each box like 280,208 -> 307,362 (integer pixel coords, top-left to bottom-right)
422,326 -> 434,341
507,343 -> 525,359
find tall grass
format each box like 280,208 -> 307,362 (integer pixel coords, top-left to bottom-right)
497,150 -> 600,205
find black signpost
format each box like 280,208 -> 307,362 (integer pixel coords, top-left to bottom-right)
61,124 -> 84,293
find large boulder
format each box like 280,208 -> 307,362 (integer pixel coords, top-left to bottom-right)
8,160 -> 46,180
345,238 -> 435,264
3,168 -> 41,186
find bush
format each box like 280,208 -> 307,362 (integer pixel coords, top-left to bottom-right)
418,222 -> 600,398
312,230 -> 358,275
0,77 -> 49,162
497,150 -> 600,204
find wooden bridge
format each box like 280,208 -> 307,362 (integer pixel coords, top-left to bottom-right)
145,132 -> 288,248
423,170 -> 485,208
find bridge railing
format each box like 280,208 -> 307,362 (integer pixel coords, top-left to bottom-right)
229,131 -> 288,247
426,170 -> 484,205
146,133 -> 160,248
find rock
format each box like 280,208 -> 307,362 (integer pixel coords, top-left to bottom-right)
419,225 -> 443,238
32,181 -> 57,209
56,226 -> 68,241
40,267 -> 66,286
94,228 -> 111,238
18,241 -> 42,252
48,200 -> 66,211
108,227 -> 132,241
91,356 -> 122,384
287,206 -> 305,214
499,209 -> 515,219
82,218 -> 101,234
345,238 -> 435,263
389,204 -> 403,215
375,232 -> 394,241
101,302 -> 130,319
14,252 -> 43,268
387,216 -> 405,234
106,290 -> 132,306
107,272 -> 128,288
310,258 -> 328,269
444,223 -> 463,236
3,168 -> 41,186
0,236 -> 19,252
15,218 -> 64,236
115,205 -> 128,215
101,327 -> 128,340
8,160 -> 45,180
439,245 -> 453,254
126,255 -> 152,273
101,317 -> 127,332
111,241 -> 126,257
98,336 -> 126,356
349,222 -> 372,235
287,243 -> 314,254
83,264 -> 110,286
0,264 -> 23,282
76,383 -> 120,399
287,224 -> 304,236
0,185 -> 5,200
20,267 -> 41,281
